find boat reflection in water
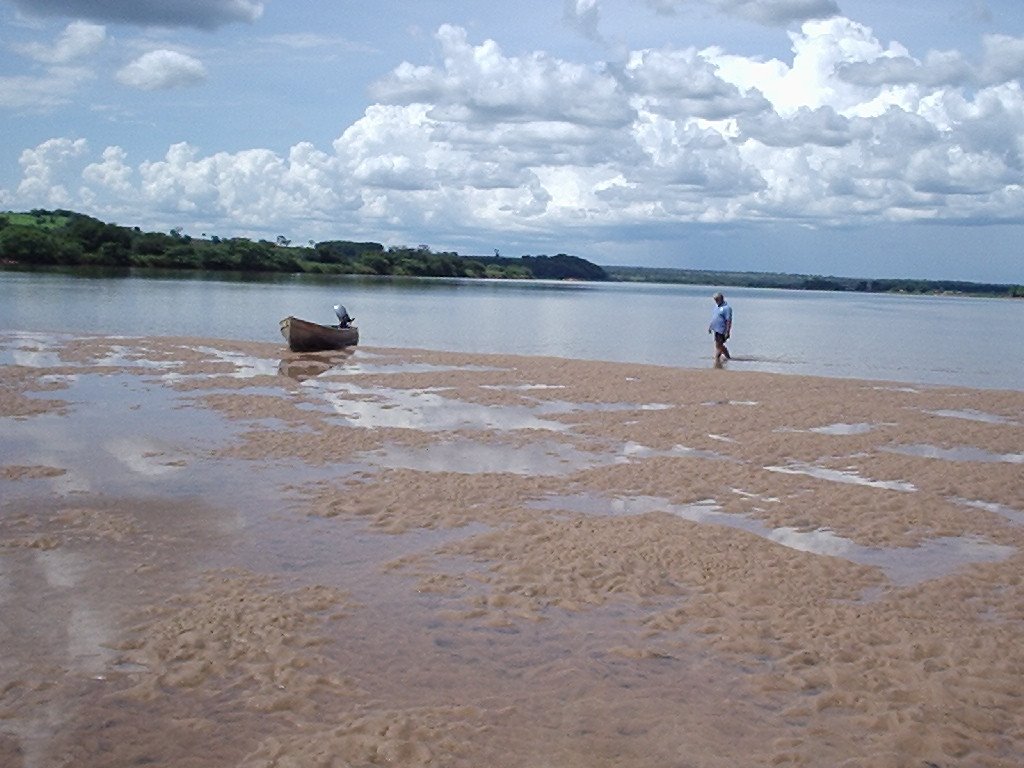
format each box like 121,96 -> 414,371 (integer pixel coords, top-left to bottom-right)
277,350 -> 355,381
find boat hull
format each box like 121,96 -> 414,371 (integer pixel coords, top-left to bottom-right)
279,316 -> 359,352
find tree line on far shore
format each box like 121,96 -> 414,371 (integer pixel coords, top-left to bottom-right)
0,209 -> 609,282
1,208 -> 1020,297
607,266 -> 1024,298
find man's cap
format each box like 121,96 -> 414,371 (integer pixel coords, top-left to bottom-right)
712,292 -> 724,300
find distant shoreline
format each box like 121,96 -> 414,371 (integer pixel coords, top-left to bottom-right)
604,264 -> 1024,299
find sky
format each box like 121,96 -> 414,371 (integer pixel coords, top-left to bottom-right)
2,0 -> 1023,282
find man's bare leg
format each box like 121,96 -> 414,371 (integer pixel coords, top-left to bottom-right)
715,337 -> 730,363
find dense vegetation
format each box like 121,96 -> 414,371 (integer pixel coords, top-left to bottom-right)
1,209 -> 1020,297
0,209 -> 608,282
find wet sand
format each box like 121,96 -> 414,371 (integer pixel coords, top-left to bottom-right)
1,331 -> 1023,767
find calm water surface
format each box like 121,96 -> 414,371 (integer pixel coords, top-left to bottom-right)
2,270 -> 1020,390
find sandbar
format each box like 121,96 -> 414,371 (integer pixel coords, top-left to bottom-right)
1,332 -> 1023,767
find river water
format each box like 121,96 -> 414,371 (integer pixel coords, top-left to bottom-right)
2,269 -> 1020,390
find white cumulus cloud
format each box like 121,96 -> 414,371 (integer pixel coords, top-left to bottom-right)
15,21 -> 107,64
116,49 -> 207,90
2,22 -> 103,111
16,137 -> 89,206
0,66 -> 95,110
372,25 -> 633,128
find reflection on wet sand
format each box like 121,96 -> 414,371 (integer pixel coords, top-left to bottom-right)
277,349 -> 356,381
884,442 -> 1024,464
765,461 -> 918,492
278,357 -> 334,381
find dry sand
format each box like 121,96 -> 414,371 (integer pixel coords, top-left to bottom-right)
1,331 -> 1022,767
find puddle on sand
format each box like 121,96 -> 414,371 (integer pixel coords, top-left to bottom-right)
616,441 -> 734,462
307,382 -> 572,432
1,334 -> 283,380
732,488 -> 781,503
163,346 -> 282,379
1,331 -> 74,368
884,443 -> 1024,464
481,383 -> 566,392
532,493 -> 721,521
529,399 -> 673,415
7,346 -> 64,369
778,423 -> 889,436
299,380 -> 673,434
0,372 -> 208,497
322,356 -> 502,377
70,342 -> 187,371
924,408 -> 1020,425
359,436 -> 735,476
531,493 -> 1015,586
765,462 -> 917,492
0,364 -> 351,502
1,333 -> 187,373
955,498 -> 1024,526
358,437 -> 607,475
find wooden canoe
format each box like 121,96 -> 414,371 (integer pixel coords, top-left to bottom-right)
279,316 -> 359,352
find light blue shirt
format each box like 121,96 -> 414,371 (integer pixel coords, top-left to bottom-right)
709,302 -> 732,334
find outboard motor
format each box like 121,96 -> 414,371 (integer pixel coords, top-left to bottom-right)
333,304 -> 354,328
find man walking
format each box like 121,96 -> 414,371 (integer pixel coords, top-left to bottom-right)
708,292 -> 732,365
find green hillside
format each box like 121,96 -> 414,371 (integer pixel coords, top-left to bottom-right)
0,209 -> 607,282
